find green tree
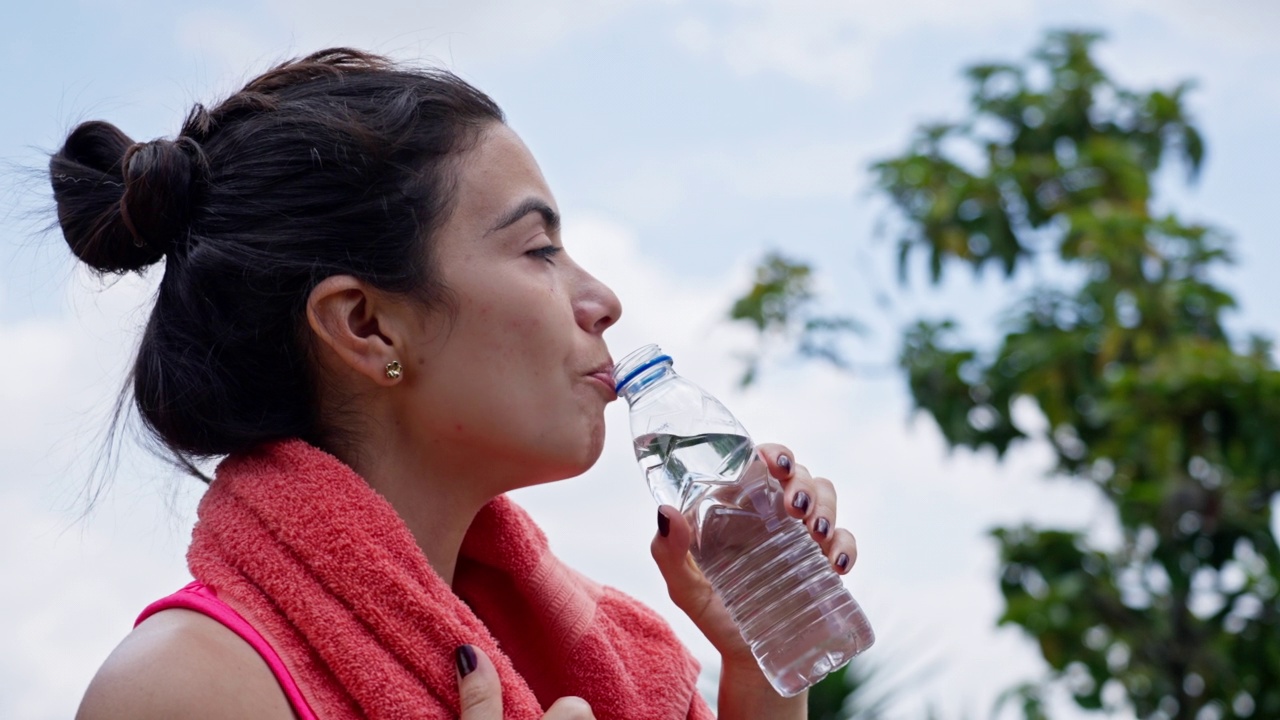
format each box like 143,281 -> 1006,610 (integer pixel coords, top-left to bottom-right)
736,30 -> 1280,719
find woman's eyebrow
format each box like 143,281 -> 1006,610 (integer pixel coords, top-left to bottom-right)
487,197 -> 561,236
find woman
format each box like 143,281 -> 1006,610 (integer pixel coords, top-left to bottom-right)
54,49 -> 859,720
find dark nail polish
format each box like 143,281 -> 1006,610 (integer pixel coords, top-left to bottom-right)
455,644 -> 477,678
816,517 -> 831,538
792,491 -> 811,514
778,454 -> 792,473
836,553 -> 850,572
657,509 -> 670,537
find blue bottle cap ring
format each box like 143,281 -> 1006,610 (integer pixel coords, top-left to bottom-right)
614,354 -> 673,393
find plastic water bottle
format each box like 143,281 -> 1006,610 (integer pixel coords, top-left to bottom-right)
613,344 -> 874,697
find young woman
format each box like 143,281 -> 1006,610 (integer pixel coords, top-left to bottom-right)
54,49 -> 859,720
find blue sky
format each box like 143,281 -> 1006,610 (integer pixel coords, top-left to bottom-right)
2,1 -> 1277,717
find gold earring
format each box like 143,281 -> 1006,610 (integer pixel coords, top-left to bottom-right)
385,360 -> 403,380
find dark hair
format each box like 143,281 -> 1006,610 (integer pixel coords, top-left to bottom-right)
49,49 -> 505,475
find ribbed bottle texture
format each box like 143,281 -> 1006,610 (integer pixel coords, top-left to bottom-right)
616,345 -> 874,697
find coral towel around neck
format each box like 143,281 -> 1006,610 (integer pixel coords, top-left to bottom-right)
187,439 -> 713,720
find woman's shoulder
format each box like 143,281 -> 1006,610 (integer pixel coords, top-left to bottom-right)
76,608 -> 296,720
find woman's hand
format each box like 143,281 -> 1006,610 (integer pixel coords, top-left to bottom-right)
649,443 -> 858,719
456,644 -> 595,719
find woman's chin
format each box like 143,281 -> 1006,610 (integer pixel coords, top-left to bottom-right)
542,436 -> 608,484
561,446 -> 607,481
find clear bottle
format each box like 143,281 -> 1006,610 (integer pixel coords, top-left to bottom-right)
613,344 -> 874,697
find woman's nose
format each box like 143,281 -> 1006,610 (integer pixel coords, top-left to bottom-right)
575,269 -> 622,335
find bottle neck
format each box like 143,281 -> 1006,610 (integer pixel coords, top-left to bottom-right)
613,344 -> 676,404
618,362 -> 675,404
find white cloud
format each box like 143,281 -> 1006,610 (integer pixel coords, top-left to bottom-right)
175,0 -> 648,77
1113,0 -> 1280,52
590,135 -> 881,228
0,265 -> 199,720
663,0 -> 1280,111
668,0 -> 1033,99
672,12 -> 879,100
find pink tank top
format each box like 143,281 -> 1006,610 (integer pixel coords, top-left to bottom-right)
136,582 -> 318,720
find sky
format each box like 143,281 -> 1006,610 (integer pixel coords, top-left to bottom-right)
2,1 -> 1277,718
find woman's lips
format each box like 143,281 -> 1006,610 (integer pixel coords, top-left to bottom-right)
588,372 -> 618,400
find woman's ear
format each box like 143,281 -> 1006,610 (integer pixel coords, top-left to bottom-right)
306,275 -> 403,386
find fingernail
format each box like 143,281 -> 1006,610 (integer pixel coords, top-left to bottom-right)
455,644 -> 477,678
657,509 -> 670,538
778,454 -> 792,473
792,491 -> 811,514
836,553 -> 850,572
815,517 -> 831,538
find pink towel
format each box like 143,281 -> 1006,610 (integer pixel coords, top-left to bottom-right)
187,439 -> 714,719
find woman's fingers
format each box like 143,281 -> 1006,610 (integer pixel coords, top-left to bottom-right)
755,443 -> 808,518
756,444 -> 829,525
806,475 -> 839,552
456,644 -> 502,720
544,696 -> 596,719
828,528 -> 858,574
755,443 -> 846,554
456,643 -> 595,719
755,443 -> 796,484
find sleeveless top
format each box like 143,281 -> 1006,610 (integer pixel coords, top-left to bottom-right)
136,582 -> 319,720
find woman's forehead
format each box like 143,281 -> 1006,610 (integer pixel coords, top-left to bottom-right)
453,125 -> 557,222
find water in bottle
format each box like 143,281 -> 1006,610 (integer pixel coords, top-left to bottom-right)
615,345 -> 874,697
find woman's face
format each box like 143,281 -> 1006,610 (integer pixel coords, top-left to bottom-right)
395,123 -> 622,490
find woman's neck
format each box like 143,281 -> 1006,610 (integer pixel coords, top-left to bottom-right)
333,431 -> 493,586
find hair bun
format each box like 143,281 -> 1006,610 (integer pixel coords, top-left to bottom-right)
50,121 -> 204,273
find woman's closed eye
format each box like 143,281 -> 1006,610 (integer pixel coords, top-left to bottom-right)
526,244 -> 563,264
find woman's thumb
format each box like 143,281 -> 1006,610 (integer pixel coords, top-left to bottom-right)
456,644 -> 502,720
650,506 -> 706,608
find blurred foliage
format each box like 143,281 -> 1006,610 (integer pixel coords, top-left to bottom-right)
808,657 -> 892,720
734,30 -> 1280,719
808,652 -> 949,720
728,251 -> 863,386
